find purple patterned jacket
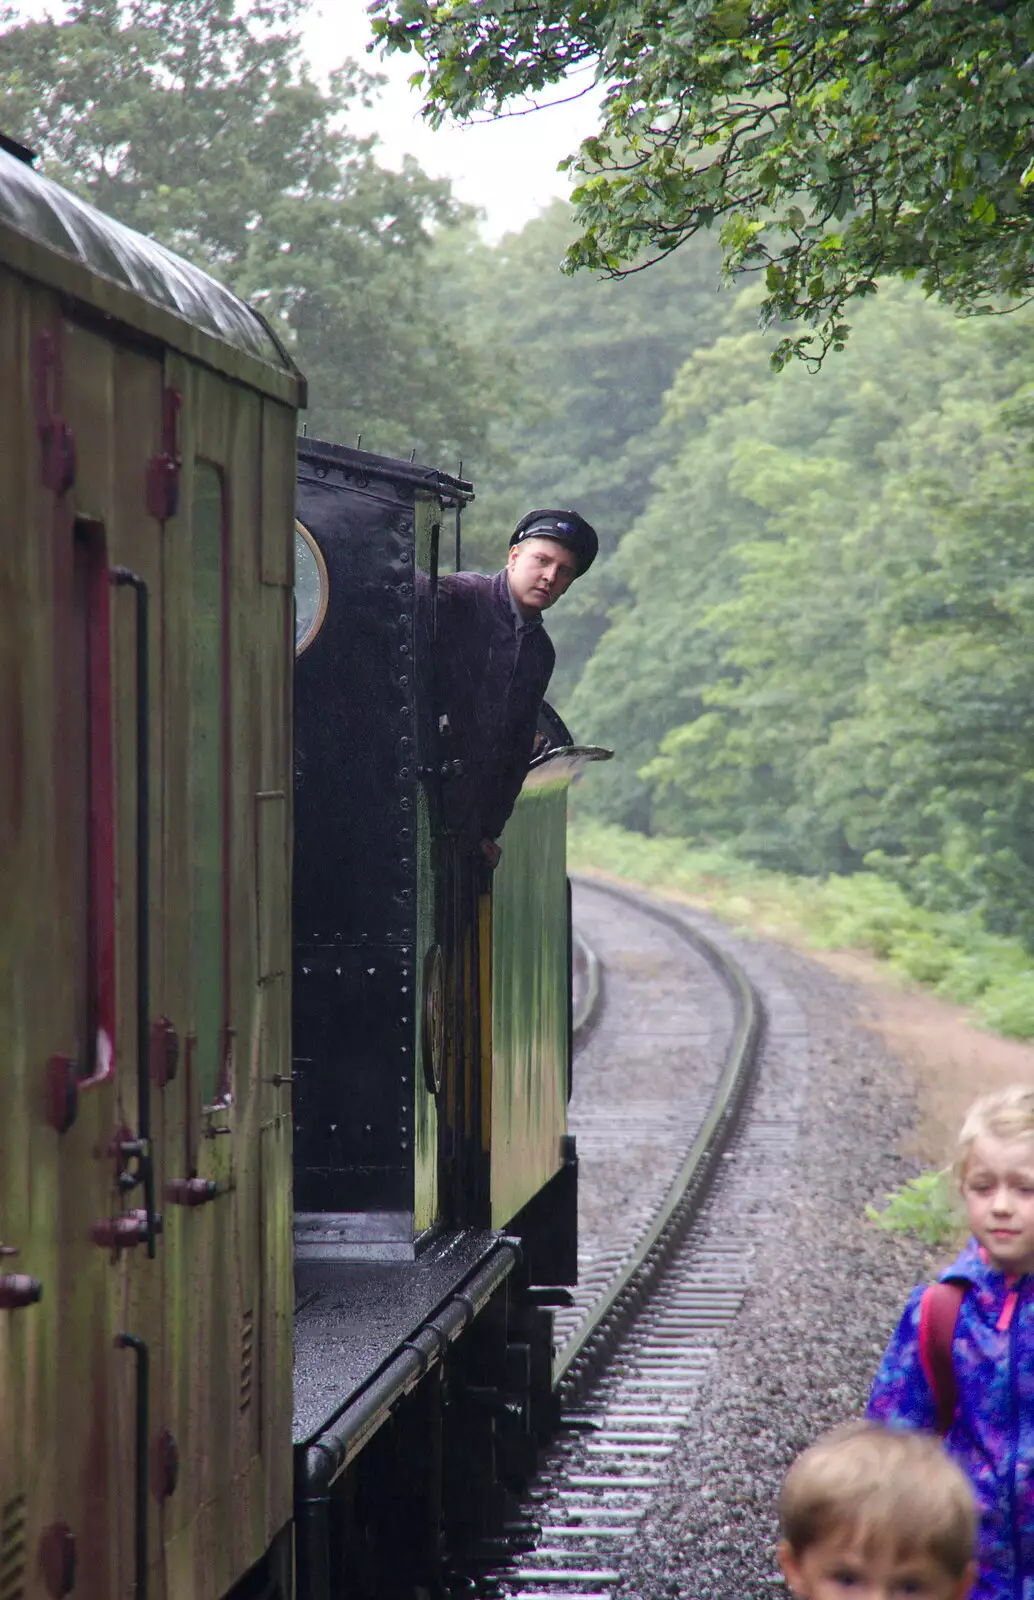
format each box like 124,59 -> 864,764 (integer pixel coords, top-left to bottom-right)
868,1238 -> 1034,1600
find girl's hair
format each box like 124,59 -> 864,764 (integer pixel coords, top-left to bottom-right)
779,1422 -> 975,1575
955,1085 -> 1034,1179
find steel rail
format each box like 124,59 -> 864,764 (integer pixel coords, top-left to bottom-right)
554,877 -> 764,1392
570,928 -> 602,1041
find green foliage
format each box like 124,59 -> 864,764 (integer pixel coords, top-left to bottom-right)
865,1170 -> 962,1249
433,207 -> 734,698
0,0 -> 503,462
559,279 -> 1034,954
979,976 -> 1034,1043
568,821 -> 1034,1041
16,2 -> 1034,971
371,0 -> 1034,364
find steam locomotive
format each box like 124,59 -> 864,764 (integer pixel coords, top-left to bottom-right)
0,130 -> 603,1600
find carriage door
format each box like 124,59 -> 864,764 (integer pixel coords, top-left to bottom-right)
158,358 -> 291,1598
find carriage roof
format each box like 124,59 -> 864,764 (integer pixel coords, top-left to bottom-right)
0,140 -> 302,399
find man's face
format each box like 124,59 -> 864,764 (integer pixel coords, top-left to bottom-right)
507,537 -> 579,617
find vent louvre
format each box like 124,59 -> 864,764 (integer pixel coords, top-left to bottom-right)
240,1308 -> 254,1414
0,1495 -> 27,1600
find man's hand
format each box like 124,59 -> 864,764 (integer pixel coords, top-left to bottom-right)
479,838 -> 502,869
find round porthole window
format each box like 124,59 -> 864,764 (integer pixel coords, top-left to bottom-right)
294,521 -> 329,656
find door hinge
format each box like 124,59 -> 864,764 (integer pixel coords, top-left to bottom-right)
145,385 -> 182,520
32,328 -> 75,494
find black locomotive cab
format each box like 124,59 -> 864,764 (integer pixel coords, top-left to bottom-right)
292,438 -> 462,1250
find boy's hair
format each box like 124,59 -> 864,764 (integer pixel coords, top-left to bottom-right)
955,1084 -> 1034,1179
779,1422 -> 975,1576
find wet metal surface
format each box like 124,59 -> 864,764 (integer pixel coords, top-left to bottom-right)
293,1228 -> 506,1444
0,147 -> 291,365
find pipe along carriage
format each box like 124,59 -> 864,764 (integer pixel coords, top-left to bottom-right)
0,134 -> 607,1599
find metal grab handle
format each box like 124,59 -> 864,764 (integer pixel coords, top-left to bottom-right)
110,569 -> 158,1257
115,1332 -> 149,1599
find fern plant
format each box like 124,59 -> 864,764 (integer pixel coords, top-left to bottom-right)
865,1169 -> 962,1248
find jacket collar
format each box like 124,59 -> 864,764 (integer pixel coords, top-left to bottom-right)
942,1235 -> 1028,1295
494,566 -> 543,634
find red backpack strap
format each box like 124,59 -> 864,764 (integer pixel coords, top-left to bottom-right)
918,1280 -> 965,1435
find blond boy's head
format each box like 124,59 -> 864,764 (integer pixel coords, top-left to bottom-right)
778,1423 -> 975,1600
955,1085 -> 1034,1180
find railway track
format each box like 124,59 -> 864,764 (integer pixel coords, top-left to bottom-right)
556,878 -> 761,1387
446,876 -> 771,1599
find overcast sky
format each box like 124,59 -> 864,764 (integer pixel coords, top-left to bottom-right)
314,4 -> 601,238
7,0 -> 602,238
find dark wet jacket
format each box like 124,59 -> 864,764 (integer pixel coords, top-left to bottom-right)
434,569 -> 555,846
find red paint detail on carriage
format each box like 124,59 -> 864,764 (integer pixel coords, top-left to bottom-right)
38,1522 -> 76,1596
83,533 -> 116,1088
44,1054 -> 78,1133
32,329 -> 76,494
91,1210 -> 163,1251
145,386 -> 182,519
150,1430 -> 180,1501
40,420 -> 76,494
149,1016 -> 179,1087
106,1121 -> 133,1158
220,471 -> 234,1104
165,1177 -> 217,1206
0,1275 -> 43,1309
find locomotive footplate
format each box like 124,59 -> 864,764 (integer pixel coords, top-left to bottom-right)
293,1229 -> 525,1597
293,1227 -> 518,1450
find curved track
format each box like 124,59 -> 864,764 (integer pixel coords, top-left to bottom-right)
446,877 -> 769,1598
555,877 -> 763,1390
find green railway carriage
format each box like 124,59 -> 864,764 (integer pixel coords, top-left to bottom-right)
1,129 -> 608,1600
0,135 -> 303,1600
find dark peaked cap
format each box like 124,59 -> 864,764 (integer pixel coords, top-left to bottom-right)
509,509 -> 598,574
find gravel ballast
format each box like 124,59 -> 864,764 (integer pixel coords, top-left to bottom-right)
571,893 -> 942,1600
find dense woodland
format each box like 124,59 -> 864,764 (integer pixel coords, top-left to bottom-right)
5,1 -> 1034,959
